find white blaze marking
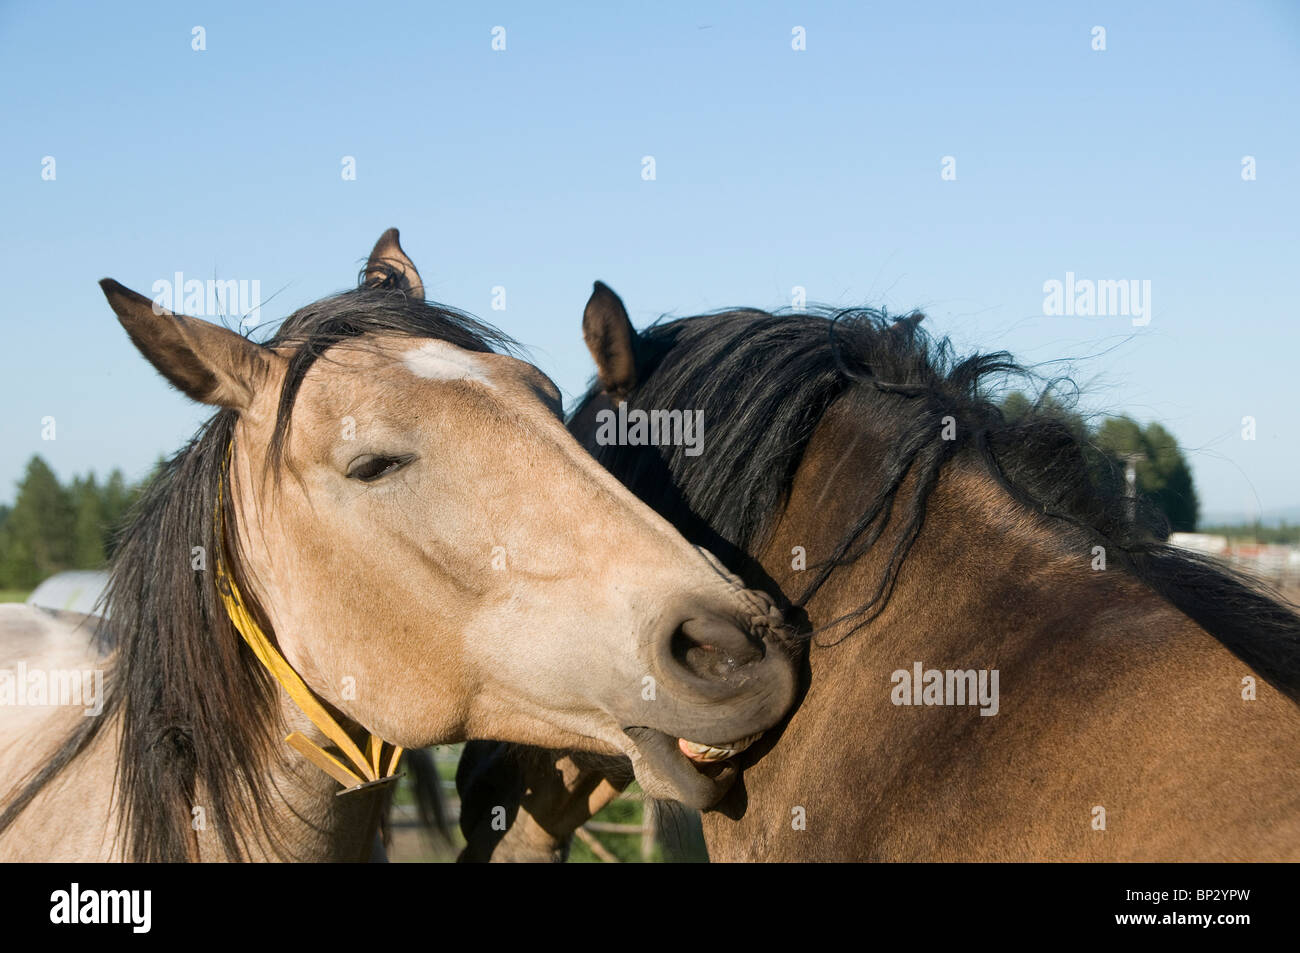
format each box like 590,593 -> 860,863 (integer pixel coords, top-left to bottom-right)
403,340 -> 494,388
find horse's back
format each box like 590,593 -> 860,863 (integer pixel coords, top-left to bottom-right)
0,604 -> 121,860
0,602 -> 105,659
0,602 -> 108,765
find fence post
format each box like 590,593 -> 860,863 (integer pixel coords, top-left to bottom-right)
640,798 -> 657,862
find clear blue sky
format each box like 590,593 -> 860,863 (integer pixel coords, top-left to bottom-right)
1,1 -> 1296,521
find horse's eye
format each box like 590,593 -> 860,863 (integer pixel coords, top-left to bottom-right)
347,454 -> 413,482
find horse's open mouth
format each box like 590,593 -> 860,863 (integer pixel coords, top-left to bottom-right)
622,726 -> 761,808
678,731 -> 763,762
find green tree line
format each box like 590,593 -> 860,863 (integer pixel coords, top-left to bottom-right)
1001,392 -> 1200,534
0,455 -> 150,590
1198,523 -> 1300,545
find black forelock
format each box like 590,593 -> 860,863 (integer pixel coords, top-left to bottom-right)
264,282 -> 515,478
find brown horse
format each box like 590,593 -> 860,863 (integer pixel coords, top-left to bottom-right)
0,238 -> 796,861
457,282 -> 1300,861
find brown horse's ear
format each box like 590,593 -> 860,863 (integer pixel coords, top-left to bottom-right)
891,311 -> 925,333
363,227 -> 424,299
583,281 -> 638,400
100,279 -> 282,413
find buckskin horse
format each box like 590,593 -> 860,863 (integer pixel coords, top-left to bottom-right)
0,237 -> 796,861
456,282 -> 1300,861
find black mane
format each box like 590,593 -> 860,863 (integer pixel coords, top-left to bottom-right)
0,283 -> 511,860
572,307 -> 1300,700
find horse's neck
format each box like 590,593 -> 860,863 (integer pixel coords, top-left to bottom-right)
725,415 -> 1300,860
0,605 -> 384,861
192,696 -> 386,862
759,400 -> 1137,653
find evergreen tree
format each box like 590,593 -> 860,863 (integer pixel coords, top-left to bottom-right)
1002,394 -> 1200,534
71,473 -> 107,568
1000,389 -> 1090,441
101,468 -> 135,559
0,457 -> 75,589
1095,417 -> 1200,532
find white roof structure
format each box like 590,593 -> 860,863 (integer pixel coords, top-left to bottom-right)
26,570 -> 110,617
1169,532 -> 1229,555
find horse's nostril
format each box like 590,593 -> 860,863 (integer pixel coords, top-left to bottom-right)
670,616 -> 763,683
672,631 -> 730,681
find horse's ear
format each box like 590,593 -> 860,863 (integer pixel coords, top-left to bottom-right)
100,279 -> 282,413
890,312 -> 925,334
583,281 -> 638,400
362,227 -> 424,299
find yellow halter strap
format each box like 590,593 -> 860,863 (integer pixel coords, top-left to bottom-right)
215,443 -> 402,795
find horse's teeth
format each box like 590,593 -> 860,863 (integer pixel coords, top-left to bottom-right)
678,731 -> 763,763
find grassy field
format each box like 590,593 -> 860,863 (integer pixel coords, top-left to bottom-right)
0,591 -> 30,603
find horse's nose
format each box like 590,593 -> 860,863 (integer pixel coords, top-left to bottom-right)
658,611 -> 767,692
619,598 -> 795,748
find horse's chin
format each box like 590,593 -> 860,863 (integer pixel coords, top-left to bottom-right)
622,726 -> 744,809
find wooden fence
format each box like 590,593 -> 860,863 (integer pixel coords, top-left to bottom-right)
423,746 -> 659,862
